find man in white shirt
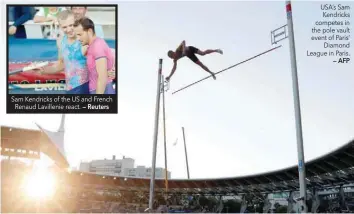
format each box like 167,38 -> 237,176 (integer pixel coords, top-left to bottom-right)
33,7 -> 67,38
34,7 -> 67,23
71,6 -> 105,38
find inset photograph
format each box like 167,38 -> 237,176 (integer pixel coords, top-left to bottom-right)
7,5 -> 118,113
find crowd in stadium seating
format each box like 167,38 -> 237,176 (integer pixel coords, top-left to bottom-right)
1,160 -> 203,213
3,159 -> 353,213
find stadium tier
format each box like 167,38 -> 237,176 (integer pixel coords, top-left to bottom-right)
2,124 -> 354,212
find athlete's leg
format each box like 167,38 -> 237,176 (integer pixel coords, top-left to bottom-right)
186,49 -> 216,80
196,49 -> 223,56
196,60 -> 216,80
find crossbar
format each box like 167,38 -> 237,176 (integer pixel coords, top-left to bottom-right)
172,45 -> 282,95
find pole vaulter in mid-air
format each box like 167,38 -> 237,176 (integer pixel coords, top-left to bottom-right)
171,45 -> 283,94
165,40 -> 223,82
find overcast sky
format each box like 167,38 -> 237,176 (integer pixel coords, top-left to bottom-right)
1,1 -> 353,179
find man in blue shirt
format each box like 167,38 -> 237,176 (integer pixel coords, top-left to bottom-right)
8,6 -> 36,38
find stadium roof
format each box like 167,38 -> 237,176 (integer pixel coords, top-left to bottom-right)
1,126 -> 41,159
1,126 -> 69,168
66,139 -> 354,195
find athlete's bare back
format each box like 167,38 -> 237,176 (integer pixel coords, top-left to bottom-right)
165,40 -> 223,82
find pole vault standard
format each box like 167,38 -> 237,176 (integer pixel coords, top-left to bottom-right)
162,75 -> 169,194
149,59 -> 163,211
182,127 -> 190,179
172,45 -> 282,95
286,1 -> 307,212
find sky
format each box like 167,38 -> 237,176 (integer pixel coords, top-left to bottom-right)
1,1 -> 354,179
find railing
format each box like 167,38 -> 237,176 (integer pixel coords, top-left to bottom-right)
9,20 -> 115,39
9,20 -> 56,38
9,20 -> 115,27
88,7 -> 116,11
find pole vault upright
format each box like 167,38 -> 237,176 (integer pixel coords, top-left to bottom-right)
149,59 -> 163,211
162,75 -> 169,194
182,127 -> 190,179
286,1 -> 307,212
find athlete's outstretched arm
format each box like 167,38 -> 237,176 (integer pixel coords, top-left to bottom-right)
166,61 -> 177,81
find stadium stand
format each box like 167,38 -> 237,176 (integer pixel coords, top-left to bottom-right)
2,123 -> 354,212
